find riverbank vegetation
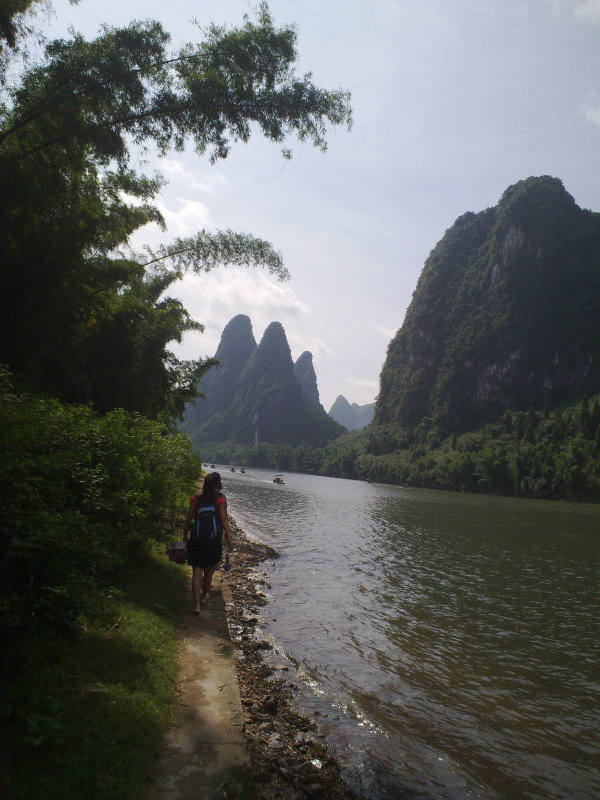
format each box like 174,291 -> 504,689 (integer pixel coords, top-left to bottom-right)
2,548 -> 188,800
0,368 -> 201,790
0,0 -> 349,634
0,368 -> 200,635
0,0 -> 349,636
347,395 -> 600,501
197,393 -> 600,502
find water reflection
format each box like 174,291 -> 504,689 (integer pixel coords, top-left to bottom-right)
221,468 -> 600,800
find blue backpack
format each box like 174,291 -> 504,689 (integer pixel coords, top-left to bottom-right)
190,496 -> 222,543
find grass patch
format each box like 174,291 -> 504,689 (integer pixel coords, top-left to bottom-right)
2,547 -> 189,800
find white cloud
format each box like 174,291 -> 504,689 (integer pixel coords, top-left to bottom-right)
582,96 -> 600,128
158,198 -> 212,236
370,322 -> 398,340
167,268 -> 313,361
130,197 -> 212,249
177,269 -> 310,320
345,377 -> 379,392
123,158 -> 224,249
575,0 -> 600,22
544,0 -> 600,21
287,333 -> 333,360
160,158 -> 227,192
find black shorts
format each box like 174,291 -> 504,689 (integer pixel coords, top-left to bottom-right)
187,537 -> 222,569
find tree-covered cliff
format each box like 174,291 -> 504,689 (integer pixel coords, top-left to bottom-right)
316,176 -> 600,500
321,393 -> 600,501
376,176 -> 600,432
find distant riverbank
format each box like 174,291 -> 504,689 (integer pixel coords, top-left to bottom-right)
198,389 -> 600,503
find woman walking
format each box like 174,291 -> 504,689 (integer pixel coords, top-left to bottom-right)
183,472 -> 233,613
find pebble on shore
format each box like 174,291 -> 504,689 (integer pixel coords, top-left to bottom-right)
224,518 -> 361,800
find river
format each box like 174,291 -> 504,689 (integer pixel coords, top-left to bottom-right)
217,467 -> 599,800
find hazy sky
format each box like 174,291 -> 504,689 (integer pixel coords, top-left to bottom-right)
44,0 -> 600,409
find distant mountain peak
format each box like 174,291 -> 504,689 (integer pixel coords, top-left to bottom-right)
293,351 -> 321,407
331,394 -> 350,409
216,314 -> 255,355
183,313 -> 256,429
246,321 -> 295,380
328,394 -> 374,430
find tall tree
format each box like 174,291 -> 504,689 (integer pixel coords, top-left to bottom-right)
0,3 -> 351,417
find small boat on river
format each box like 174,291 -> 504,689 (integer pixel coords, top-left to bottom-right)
273,474 -> 285,484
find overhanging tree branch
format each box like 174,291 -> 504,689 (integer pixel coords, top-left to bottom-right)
86,230 -> 287,301
0,10 -> 351,165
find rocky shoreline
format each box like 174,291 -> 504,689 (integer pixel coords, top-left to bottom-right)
224,518 -> 361,800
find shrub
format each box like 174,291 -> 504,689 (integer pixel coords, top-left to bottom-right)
0,368 -> 201,635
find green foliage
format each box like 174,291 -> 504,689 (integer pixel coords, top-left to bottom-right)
78,267 -> 219,419
322,395 -> 600,501
2,550 -> 188,800
1,4 -> 351,165
0,0 -> 41,52
0,368 -> 201,634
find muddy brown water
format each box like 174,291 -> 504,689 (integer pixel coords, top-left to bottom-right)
218,467 -> 599,800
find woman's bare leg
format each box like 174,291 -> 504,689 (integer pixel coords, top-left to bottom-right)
201,568 -> 214,602
192,566 -> 204,611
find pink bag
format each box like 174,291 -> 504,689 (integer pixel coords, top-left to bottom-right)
165,540 -> 187,565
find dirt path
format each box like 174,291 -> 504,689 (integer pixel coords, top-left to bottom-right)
147,571 -> 254,800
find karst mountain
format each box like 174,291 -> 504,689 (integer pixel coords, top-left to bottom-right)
375,176 -> 600,432
183,316 -> 343,447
